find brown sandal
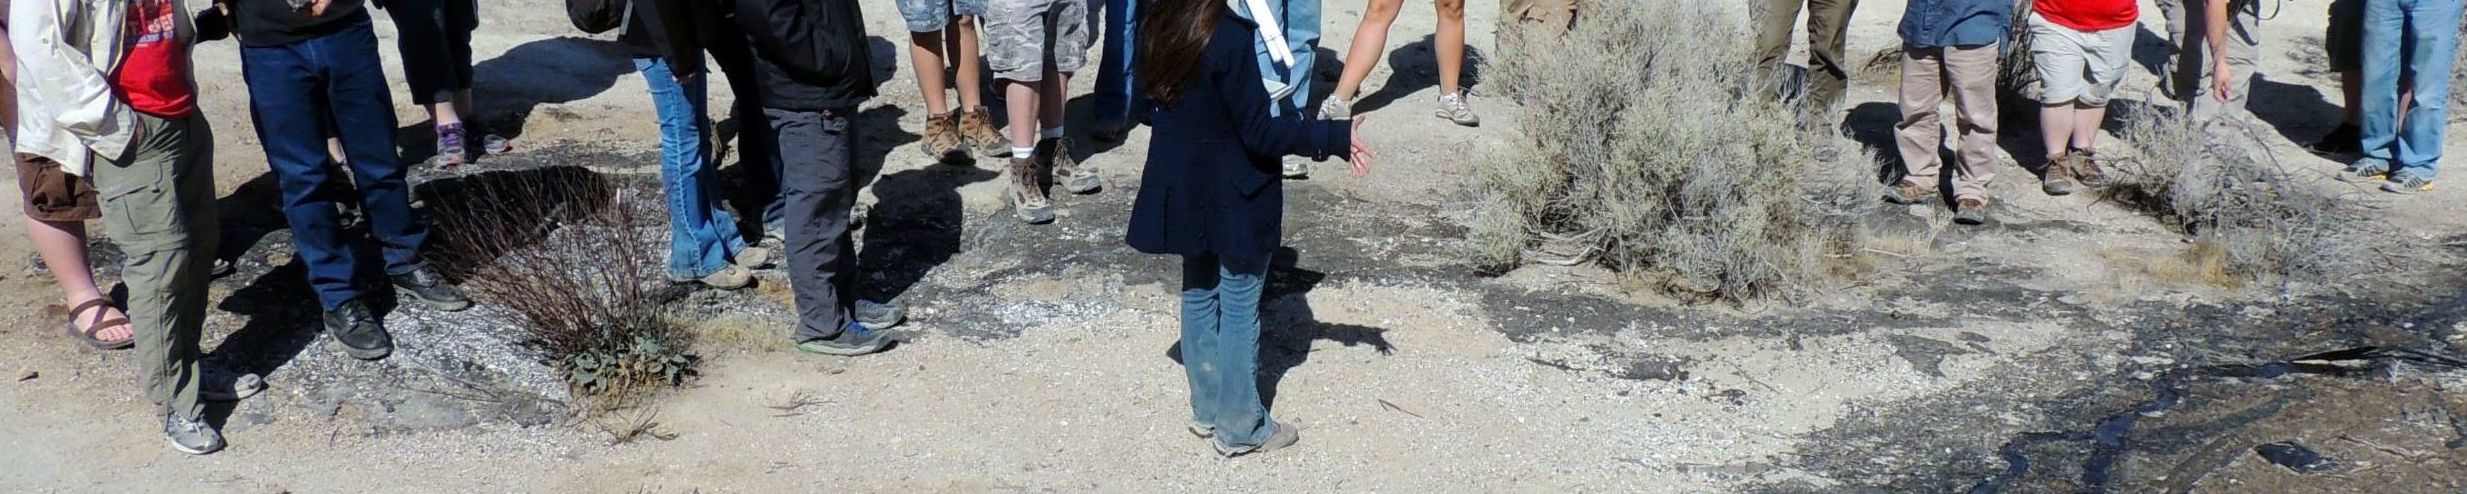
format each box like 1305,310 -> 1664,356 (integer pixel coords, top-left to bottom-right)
62,299 -> 134,350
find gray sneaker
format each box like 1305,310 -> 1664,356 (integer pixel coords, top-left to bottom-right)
2382,171 -> 2436,195
1435,92 -> 1481,127
855,299 -> 906,329
2336,164 -> 2392,183
796,321 -> 890,356
1319,97 -> 1353,120
1213,419 -> 1300,457
202,366 -> 265,402
1188,421 -> 1215,438
164,413 -> 224,455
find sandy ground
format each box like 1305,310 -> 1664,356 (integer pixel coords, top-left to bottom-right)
2,0 -> 2465,492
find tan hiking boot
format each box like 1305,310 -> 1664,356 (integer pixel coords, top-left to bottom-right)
1954,197 -> 1990,225
1007,157 -> 1055,224
921,112 -> 965,163
1884,180 -> 1938,205
2041,154 -> 2078,196
2068,149 -> 2110,187
1039,137 -> 1103,194
959,107 -> 1009,158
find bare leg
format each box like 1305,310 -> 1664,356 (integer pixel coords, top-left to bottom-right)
2039,103 -> 2075,159
2341,71 -> 2364,125
1006,79 -> 1040,149
1331,0 -> 1406,101
25,216 -> 127,341
1434,0 -> 1465,94
2072,103 -> 2106,151
450,90 -> 474,126
954,17 -> 987,109
911,30 -> 954,115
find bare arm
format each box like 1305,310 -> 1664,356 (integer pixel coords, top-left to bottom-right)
2206,0 -> 2232,102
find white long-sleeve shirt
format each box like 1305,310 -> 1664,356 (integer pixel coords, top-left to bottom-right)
12,0 -> 131,176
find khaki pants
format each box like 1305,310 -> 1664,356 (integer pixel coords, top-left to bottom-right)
1753,0 -> 1861,113
2162,0 -> 2261,121
1896,45 -> 2000,201
90,112 -> 217,419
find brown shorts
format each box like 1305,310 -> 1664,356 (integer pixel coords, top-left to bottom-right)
16,153 -> 101,222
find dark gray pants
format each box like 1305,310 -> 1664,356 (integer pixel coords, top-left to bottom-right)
767,107 -> 860,342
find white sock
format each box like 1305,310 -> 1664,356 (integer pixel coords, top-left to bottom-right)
1012,147 -> 1035,159
1039,126 -> 1065,140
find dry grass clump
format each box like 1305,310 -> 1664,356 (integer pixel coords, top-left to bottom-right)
2104,115 -> 2380,288
428,168 -> 699,410
1472,2 -> 1883,303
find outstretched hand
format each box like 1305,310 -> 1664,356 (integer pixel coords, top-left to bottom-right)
1348,116 -> 1376,177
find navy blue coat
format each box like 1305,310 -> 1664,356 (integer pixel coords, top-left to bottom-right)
1126,13 -> 1352,265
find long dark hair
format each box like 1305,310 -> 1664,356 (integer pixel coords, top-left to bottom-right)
1136,0 -> 1224,104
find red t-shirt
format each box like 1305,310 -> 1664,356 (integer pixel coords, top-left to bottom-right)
117,0 -> 197,118
2036,0 -> 2140,32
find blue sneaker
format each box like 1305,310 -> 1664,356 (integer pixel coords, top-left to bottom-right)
796,321 -> 889,356
2381,171 -> 2436,195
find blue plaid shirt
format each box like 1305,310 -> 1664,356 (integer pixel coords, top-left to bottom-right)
1898,0 -> 2013,49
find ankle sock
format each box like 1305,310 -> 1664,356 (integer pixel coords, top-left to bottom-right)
1012,147 -> 1035,159
1039,126 -> 1065,140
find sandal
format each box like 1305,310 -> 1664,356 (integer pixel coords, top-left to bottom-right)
62,299 -> 134,350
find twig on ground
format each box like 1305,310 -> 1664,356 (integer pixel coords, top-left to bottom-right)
1377,399 -> 1427,420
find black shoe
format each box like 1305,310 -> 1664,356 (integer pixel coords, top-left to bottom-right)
324,299 -> 393,360
2306,124 -> 2363,155
390,267 -> 473,312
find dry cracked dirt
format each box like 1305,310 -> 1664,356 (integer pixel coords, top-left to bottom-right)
4,0 -> 2467,492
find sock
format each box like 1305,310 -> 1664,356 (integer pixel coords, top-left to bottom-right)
1012,147 -> 1035,159
1039,126 -> 1065,141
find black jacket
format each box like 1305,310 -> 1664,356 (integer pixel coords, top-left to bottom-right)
1125,13 -> 1349,264
701,0 -> 874,110
228,0 -> 370,47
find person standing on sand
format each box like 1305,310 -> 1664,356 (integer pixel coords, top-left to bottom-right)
895,0 -> 1008,162
1127,0 -> 1373,457
2025,0 -> 2132,197
611,0 -> 775,290
1751,0 -> 1860,120
1319,0 -> 1479,127
1886,0 -> 2010,226
15,0 -> 265,454
2159,0 -> 2258,123
379,0 -> 506,168
216,0 -> 473,361
1089,0 -> 1144,142
4,0 -> 144,353
720,0 -> 906,356
2345,0 -> 2461,194
983,0 -> 1102,225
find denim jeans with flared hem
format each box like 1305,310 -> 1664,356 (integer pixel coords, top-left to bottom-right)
1181,253 -> 1275,449
638,57 -> 751,279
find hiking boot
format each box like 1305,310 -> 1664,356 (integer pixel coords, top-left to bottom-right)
323,299 -> 392,361
1040,138 -> 1103,195
2040,155 -> 2078,196
1954,198 -> 1990,226
1883,180 -> 1938,205
1214,419 -> 1301,457
959,107 -> 1009,158
164,413 -> 224,455
390,267 -> 473,312
734,245 -> 775,269
1282,158 -> 1310,179
1319,97 -> 1353,120
1006,157 -> 1056,224
921,111 -> 967,163
679,265 -> 753,290
2307,124 -> 2363,155
2069,149 -> 2111,188
796,321 -> 890,356
855,299 -> 906,329
1435,91 -> 1481,127
2336,163 -> 2392,184
2382,171 -> 2436,195
202,365 -> 265,402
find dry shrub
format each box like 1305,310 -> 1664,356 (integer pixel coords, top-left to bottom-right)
2105,115 -> 2379,288
428,167 -> 699,409
1473,2 -> 1883,303
1997,0 -> 2043,124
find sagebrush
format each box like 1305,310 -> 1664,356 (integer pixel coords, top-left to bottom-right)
429,168 -> 698,409
1473,2 -> 1882,303
2105,115 -> 2380,288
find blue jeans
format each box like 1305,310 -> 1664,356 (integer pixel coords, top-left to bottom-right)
2359,0 -> 2463,178
1093,0 -> 1146,125
638,57 -> 752,279
1180,253 -> 1273,449
238,16 -> 427,310
1244,0 -> 1320,116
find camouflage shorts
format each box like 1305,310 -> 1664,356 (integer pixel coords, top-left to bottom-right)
897,0 -> 987,32
983,0 -> 1089,81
